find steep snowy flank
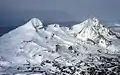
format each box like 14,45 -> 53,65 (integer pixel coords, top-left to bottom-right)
70,18 -> 120,48
0,18 -> 43,64
0,18 -> 120,75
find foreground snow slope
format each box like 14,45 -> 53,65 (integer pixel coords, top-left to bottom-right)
0,18 -> 120,75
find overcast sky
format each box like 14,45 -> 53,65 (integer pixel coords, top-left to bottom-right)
0,0 -> 120,26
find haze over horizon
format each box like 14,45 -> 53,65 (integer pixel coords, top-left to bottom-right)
0,0 -> 120,26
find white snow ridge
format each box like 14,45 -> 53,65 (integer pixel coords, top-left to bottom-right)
0,18 -> 120,75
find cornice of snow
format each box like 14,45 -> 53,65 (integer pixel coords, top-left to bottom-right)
27,18 -> 43,29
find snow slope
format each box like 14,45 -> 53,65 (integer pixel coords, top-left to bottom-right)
0,18 -> 120,75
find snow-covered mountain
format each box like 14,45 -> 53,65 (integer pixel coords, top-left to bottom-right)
0,18 -> 120,75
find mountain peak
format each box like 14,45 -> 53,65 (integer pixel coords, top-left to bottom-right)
82,17 -> 100,27
30,18 -> 41,22
92,17 -> 99,22
29,18 -> 43,29
70,17 -> 118,48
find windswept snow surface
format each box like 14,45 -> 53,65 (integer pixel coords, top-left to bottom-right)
0,18 -> 120,75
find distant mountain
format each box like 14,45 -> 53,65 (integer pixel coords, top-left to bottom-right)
106,23 -> 120,33
0,18 -> 120,75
